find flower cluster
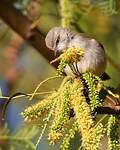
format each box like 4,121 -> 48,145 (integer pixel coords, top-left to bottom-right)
51,47 -> 84,76
22,75 -> 105,150
107,115 -> 120,150
22,47 -> 120,150
82,72 -> 103,111
60,121 -> 78,150
21,92 -> 58,122
48,79 -> 71,144
60,0 -> 74,28
70,78 -> 104,150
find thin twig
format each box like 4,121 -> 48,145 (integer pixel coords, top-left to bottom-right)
29,76 -> 61,100
0,91 -> 55,100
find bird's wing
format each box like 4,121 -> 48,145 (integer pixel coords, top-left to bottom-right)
100,72 -> 111,81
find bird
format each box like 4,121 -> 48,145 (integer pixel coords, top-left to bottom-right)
45,26 -> 110,79
45,27 -> 120,112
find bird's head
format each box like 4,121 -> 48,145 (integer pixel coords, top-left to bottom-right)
45,27 -> 71,55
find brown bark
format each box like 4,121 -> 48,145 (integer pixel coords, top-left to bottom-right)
97,106 -> 120,114
0,0 -> 57,66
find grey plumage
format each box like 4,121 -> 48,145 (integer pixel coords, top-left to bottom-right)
45,27 -> 107,76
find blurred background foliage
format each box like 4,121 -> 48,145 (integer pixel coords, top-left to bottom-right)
3,0 -> 120,87
0,0 -> 120,149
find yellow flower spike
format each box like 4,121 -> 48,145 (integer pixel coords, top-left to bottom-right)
82,72 -> 103,111
21,92 -> 58,122
70,78 -> 104,150
60,47 -> 84,63
48,131 -> 63,145
60,121 -> 78,150
60,0 -> 75,28
51,47 -> 84,64
107,115 -> 120,150
50,47 -> 84,76
48,79 -> 72,144
35,95 -> 58,149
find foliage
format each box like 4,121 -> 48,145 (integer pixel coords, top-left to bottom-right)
59,0 -> 118,32
95,0 -> 117,15
9,0 -> 31,10
0,125 -> 38,150
0,0 -> 120,150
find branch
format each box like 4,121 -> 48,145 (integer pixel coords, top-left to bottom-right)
97,106 -> 120,114
0,0 -> 58,67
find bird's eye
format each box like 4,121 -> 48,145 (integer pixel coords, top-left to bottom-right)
56,36 -> 60,44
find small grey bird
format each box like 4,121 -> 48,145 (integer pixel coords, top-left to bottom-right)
45,27 -> 108,78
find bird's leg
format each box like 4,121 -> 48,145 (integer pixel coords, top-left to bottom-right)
69,63 -> 77,75
72,63 -> 78,74
75,62 -> 81,75
69,62 -> 81,77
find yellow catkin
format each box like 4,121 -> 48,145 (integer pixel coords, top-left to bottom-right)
22,92 -> 57,122
60,0 -> 74,28
107,115 -> 120,150
61,47 -> 84,62
48,80 -> 71,144
50,47 -> 84,64
70,78 -> 104,150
